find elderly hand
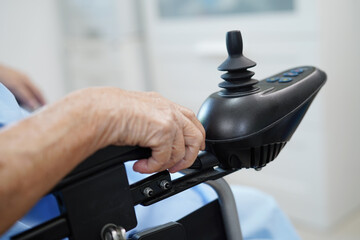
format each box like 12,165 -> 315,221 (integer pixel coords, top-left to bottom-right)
0,64 -> 46,110
85,88 -> 206,173
0,87 -> 205,232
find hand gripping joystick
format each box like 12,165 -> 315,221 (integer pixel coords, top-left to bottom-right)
218,31 -> 259,96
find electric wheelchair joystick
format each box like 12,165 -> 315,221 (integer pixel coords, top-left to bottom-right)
197,30 -> 327,170
11,30 -> 326,240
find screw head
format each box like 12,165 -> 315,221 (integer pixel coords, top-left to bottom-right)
159,180 -> 171,190
143,187 -> 154,197
101,224 -> 126,240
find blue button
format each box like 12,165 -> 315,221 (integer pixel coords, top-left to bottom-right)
291,68 -> 304,74
266,77 -> 280,83
279,77 -> 293,83
283,72 -> 299,77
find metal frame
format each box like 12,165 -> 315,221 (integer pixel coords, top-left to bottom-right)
206,178 -> 243,240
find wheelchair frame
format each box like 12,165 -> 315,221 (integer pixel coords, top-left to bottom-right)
11,146 -> 243,240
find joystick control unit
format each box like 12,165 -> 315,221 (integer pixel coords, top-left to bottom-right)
197,30 -> 327,169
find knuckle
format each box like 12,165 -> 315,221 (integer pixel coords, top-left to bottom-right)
163,112 -> 178,129
188,111 -> 197,120
161,119 -> 173,132
182,107 -> 196,119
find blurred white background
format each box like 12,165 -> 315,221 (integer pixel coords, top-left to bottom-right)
0,0 -> 359,239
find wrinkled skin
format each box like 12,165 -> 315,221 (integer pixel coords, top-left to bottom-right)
0,87 -> 205,234
94,89 -> 206,173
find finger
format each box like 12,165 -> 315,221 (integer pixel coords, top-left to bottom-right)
145,92 -> 204,140
169,119 -> 203,172
183,121 -> 205,158
133,143 -> 172,173
12,86 -> 40,110
176,105 -> 206,149
24,78 -> 46,106
135,124 -> 186,173
162,127 -> 186,170
169,143 -> 201,173
133,156 -> 164,174
168,158 -> 187,173
26,83 -> 46,106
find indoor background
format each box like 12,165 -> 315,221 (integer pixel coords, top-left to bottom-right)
0,0 -> 359,239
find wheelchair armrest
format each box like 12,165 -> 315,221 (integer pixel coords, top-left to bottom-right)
53,145 -> 151,191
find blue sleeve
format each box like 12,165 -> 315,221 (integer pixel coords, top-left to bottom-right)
0,83 -> 59,240
0,83 -> 26,126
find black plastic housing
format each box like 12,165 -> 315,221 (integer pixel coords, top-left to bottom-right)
197,66 -> 326,169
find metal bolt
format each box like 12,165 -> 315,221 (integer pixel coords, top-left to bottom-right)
101,224 -> 126,240
143,187 -> 154,197
159,180 -> 171,190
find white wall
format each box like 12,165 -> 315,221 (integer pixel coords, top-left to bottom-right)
139,0 -> 360,230
59,0 -> 146,92
0,0 -> 145,100
0,0 -> 65,102
319,0 -> 360,228
227,0 -> 360,229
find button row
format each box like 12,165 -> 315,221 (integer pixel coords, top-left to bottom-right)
266,77 -> 293,83
266,68 -> 307,83
283,72 -> 298,77
283,67 -> 307,77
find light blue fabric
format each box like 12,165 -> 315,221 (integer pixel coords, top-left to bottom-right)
0,83 -> 300,240
0,83 -> 26,125
125,164 -> 300,240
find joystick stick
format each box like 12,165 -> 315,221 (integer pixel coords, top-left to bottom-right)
218,30 -> 259,95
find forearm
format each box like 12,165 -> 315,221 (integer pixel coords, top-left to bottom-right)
0,87 -> 205,234
0,90 -> 102,233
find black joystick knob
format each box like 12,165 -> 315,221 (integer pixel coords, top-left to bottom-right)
218,30 -> 259,94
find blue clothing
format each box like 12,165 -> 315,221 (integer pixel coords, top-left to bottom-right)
0,83 -> 25,124
0,83 -> 300,240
